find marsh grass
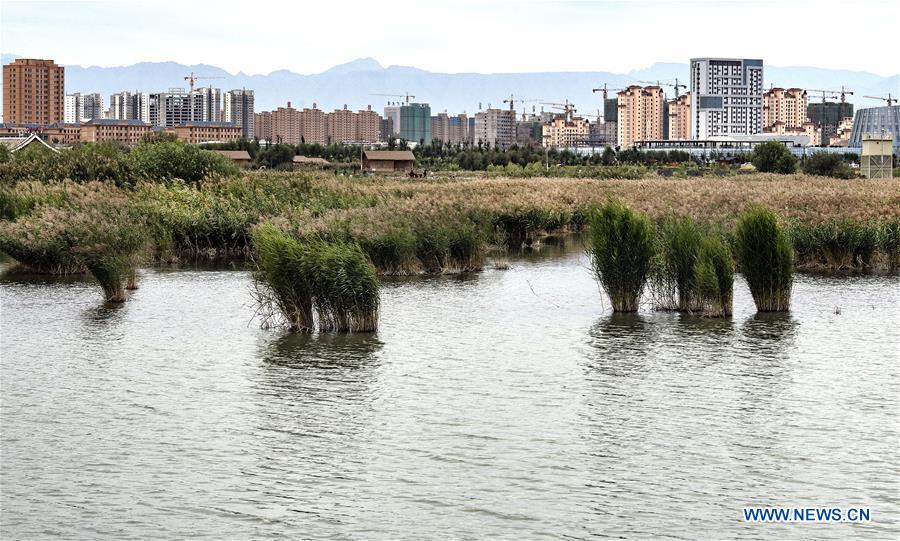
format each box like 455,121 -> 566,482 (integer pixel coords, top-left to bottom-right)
790,219 -> 897,271
735,207 -> 793,312
692,236 -> 734,317
251,223 -> 379,333
586,201 -> 654,312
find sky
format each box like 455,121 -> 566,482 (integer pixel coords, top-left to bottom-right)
1,0 -> 898,77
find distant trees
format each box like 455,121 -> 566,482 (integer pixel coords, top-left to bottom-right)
751,141 -> 797,174
801,152 -> 854,179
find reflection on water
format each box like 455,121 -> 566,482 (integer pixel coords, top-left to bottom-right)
1,259 -> 898,540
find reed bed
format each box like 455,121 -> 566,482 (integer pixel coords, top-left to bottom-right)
735,207 -> 793,312
586,201 -> 654,312
251,223 -> 379,333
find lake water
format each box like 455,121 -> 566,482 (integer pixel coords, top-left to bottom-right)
2,241 -> 899,539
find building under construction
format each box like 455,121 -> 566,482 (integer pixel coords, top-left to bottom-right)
808,101 -> 854,141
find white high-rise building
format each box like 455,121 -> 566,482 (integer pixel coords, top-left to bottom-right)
383,103 -> 401,136
223,89 -> 254,138
149,88 -> 191,127
108,91 -> 151,123
191,87 -> 222,122
473,108 -> 517,148
64,92 -> 104,123
689,58 -> 763,139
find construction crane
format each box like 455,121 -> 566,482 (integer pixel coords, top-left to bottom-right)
541,100 -> 577,121
638,78 -> 687,98
502,94 -> 543,113
807,88 -> 857,104
863,94 -> 896,106
183,72 -> 224,94
370,92 -> 416,105
591,83 -> 624,101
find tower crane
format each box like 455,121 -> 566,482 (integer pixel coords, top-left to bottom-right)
639,78 -> 687,98
541,100 -> 577,121
183,72 -> 224,94
369,92 -> 416,105
503,95 -> 543,114
863,94 -> 896,106
591,83 -> 624,101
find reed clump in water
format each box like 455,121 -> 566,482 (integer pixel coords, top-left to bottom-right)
251,223 -> 379,333
735,206 -> 793,312
586,201 -> 654,312
652,216 -> 733,317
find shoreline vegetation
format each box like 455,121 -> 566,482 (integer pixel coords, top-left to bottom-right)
1,141 -> 898,328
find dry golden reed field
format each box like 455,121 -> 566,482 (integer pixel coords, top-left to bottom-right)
354,173 -> 899,225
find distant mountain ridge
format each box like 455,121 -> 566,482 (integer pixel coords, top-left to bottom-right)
1,54 -> 897,118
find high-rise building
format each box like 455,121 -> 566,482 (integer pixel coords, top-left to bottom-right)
326,106 -> 355,144
269,103 -> 302,144
616,85 -> 666,148
223,89 -> 254,138
149,89 -> 191,128
3,58 -> 65,125
300,103 -> 326,145
432,112 -> 451,143
689,58 -> 763,138
763,88 -> 808,131
383,103 -> 402,136
473,108 -> 517,148
108,91 -> 151,123
542,116 -> 591,148
191,87 -> 222,123
254,110 -> 273,141
380,117 -> 394,141
808,101 -> 854,141
450,113 -> 470,145
668,93 -> 691,140
64,92 -> 104,123
355,106 -> 381,143
399,103 -> 431,144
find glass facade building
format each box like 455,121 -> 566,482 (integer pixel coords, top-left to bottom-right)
848,106 -> 900,151
399,103 -> 431,144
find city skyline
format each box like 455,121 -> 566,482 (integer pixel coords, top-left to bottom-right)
1,0 -> 898,77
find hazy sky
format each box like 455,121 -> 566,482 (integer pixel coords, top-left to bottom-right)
1,0 -> 898,76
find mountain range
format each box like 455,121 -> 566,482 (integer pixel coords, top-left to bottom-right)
2,54 -> 898,118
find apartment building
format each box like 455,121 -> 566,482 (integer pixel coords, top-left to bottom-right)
64,93 -> 104,123
474,108 -> 516,148
542,116 -> 590,148
301,104 -> 326,145
271,103 -> 302,144
763,87 -> 808,130
150,89 -> 191,128
380,117 -> 394,141
690,58 -> 764,138
3,58 -> 65,126
383,104 -> 402,136
356,106 -> 381,143
223,89 -> 254,138
168,122 -> 242,144
326,106 -> 355,144
616,85 -> 666,148
399,103 -> 431,144
668,93 -> 691,140
432,113 -> 451,143
254,110 -> 273,141
79,119 -> 151,145
108,91 -> 151,123
191,87 -> 222,123
808,101 -> 854,141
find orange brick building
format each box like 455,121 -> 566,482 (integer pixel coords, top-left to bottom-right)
3,58 -> 65,126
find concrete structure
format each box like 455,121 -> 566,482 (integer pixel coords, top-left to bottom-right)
223,89 -> 254,138
668,93 -> 691,140
450,113 -> 470,144
763,88 -> 808,131
830,117 -> 854,146
108,91 -> 151,123
213,150 -> 252,168
848,105 -> 900,151
808,101 -> 854,142
542,116 -> 591,148
3,58 -> 65,126
860,133 -> 894,178
690,58 -> 763,138
254,110 -> 273,141
399,103 -> 431,144
617,85 -> 666,148
269,103 -> 302,144
65,92 -> 104,123
355,106 -> 381,143
80,119 -> 151,145
362,150 -> 416,172
380,117 -> 394,141
474,108 -> 516,148
191,87 -> 222,123
150,89 -> 191,128
432,113 -> 451,143
517,116 -> 543,147
169,122 -> 242,144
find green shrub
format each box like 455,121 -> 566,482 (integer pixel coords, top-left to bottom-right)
735,207 -> 793,311
802,153 -> 854,179
693,236 -> 734,317
586,201 -> 654,312
129,140 -> 239,183
751,141 -> 797,174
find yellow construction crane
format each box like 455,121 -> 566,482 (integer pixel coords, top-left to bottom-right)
370,92 -> 416,105
183,72 -> 224,94
863,93 -> 896,106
